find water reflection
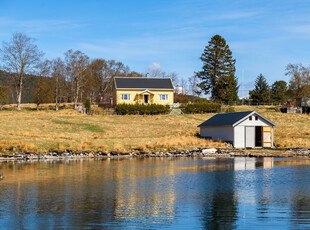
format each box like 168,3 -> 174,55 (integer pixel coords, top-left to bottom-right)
0,157 -> 310,229
200,159 -> 238,229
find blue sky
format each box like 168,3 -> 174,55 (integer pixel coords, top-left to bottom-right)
1,0 -> 310,96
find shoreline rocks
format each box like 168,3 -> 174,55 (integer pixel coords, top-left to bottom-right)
0,148 -> 310,162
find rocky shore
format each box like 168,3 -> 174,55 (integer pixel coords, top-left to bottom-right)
0,148 -> 310,162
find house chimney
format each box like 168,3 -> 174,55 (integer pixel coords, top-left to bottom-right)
146,73 -> 149,78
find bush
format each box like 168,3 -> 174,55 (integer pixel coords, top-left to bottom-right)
115,104 -> 170,115
183,102 -> 221,114
84,99 -> 91,114
224,107 -> 235,113
194,97 -> 210,103
174,94 -> 191,103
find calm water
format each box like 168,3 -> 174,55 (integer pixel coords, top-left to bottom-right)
1,157 -> 310,229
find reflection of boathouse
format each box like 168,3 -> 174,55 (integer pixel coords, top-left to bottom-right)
263,158 -> 274,168
234,158 -> 256,171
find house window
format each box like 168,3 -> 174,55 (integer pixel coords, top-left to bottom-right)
249,116 -> 252,120
121,94 -> 130,101
255,116 -> 258,120
159,94 -> 168,101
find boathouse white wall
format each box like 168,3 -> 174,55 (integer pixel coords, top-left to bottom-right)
199,115 -> 274,148
200,127 -> 234,142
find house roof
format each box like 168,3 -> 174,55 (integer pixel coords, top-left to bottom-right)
198,111 -> 276,128
114,77 -> 174,90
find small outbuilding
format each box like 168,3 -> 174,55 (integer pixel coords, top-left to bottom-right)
198,111 -> 276,148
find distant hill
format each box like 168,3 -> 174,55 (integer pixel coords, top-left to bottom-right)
0,70 -> 39,104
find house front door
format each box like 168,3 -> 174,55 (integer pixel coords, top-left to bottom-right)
144,95 -> 149,104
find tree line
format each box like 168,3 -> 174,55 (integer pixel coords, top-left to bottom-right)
1,33 -> 309,110
249,64 -> 310,105
0,33 -> 182,110
193,34 -> 310,106
0,33 -> 159,110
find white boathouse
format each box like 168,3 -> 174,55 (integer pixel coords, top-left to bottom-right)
198,111 -> 276,148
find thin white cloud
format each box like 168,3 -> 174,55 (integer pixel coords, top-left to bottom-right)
209,11 -> 260,20
78,30 -> 206,61
148,62 -> 162,72
147,62 -> 162,76
79,41 -> 163,60
286,24 -> 310,36
0,17 -> 85,34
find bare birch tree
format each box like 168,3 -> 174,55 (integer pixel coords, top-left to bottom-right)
33,59 -> 51,111
188,75 -> 200,97
180,78 -> 188,95
93,59 -> 129,102
65,49 -> 89,109
0,33 -> 44,110
51,58 -> 66,111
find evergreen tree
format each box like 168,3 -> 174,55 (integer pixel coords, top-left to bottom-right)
249,74 -> 270,104
215,73 -> 239,104
271,80 -> 288,104
195,34 -> 239,103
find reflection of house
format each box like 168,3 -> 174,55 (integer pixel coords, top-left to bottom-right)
113,159 -> 176,225
198,111 -> 276,148
113,77 -> 174,106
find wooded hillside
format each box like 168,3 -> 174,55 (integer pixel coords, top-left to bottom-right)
0,70 -> 39,104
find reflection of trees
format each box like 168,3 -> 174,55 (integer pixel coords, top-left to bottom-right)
113,158 -> 177,228
0,160 -> 118,228
253,160 -> 310,227
0,158 -> 180,228
201,159 -> 238,229
290,196 -> 310,226
289,166 -> 310,227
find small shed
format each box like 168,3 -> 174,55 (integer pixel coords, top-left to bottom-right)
198,111 -> 276,148
301,98 -> 310,113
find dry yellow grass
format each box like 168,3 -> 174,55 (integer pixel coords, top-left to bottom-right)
0,105 -> 309,153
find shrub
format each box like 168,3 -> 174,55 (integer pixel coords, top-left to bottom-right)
224,107 -> 235,113
114,104 -> 170,115
174,94 -> 191,103
84,99 -> 91,114
194,97 -> 210,103
183,102 -> 221,114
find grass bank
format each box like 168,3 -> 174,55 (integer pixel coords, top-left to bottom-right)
0,105 -> 309,154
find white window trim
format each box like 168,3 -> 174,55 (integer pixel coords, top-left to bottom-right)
121,94 -> 131,101
159,94 -> 168,101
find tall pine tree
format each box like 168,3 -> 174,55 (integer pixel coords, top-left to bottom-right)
249,74 -> 270,104
195,34 -> 239,103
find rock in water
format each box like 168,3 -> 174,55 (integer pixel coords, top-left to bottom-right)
202,148 -> 217,154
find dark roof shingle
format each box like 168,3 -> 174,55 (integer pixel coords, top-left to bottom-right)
114,77 -> 174,89
198,111 -> 253,127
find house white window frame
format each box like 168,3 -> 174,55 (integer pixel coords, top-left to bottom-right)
121,94 -> 131,101
159,94 -> 168,101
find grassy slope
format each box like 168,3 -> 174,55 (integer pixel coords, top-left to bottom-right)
0,105 -> 309,154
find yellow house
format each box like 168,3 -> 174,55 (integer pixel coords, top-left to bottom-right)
113,77 -> 174,106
